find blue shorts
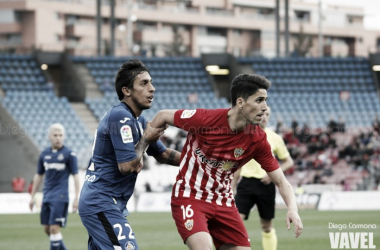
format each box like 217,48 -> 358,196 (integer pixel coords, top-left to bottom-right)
80,209 -> 138,250
40,201 -> 69,227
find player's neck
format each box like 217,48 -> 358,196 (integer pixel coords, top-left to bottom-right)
121,99 -> 141,117
227,107 -> 250,133
51,145 -> 63,151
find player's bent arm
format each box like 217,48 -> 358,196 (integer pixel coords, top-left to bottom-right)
154,148 -> 181,166
150,110 -> 177,128
72,174 -> 80,212
118,136 -> 151,175
280,156 -> 294,172
231,168 -> 242,196
118,124 -> 166,175
29,173 -> 43,211
267,168 -> 303,238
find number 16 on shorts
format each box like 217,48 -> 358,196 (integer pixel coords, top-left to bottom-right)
181,205 -> 194,231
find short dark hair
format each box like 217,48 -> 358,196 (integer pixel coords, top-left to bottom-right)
115,59 -> 149,100
230,74 -> 271,106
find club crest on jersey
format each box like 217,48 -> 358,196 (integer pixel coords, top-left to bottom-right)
125,241 -> 136,250
184,219 -> 194,231
57,153 -> 64,161
181,109 -> 196,119
120,125 -> 133,143
234,148 -> 245,158
220,161 -> 236,172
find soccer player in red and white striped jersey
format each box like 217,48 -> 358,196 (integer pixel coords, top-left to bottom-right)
151,74 -> 303,250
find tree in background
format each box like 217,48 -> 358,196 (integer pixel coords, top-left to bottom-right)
293,24 -> 313,57
165,24 -> 188,56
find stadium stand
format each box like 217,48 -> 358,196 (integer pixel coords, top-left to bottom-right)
0,55 -> 93,169
236,57 -> 379,129
234,57 -> 380,191
71,56 -> 230,121
1,54 -> 379,193
0,54 -> 49,92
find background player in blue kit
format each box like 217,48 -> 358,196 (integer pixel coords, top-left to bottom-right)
29,123 -> 80,250
78,59 -> 181,250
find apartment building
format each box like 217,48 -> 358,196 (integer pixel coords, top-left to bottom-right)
0,0 -> 379,57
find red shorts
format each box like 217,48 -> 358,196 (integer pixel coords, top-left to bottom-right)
171,198 -> 250,249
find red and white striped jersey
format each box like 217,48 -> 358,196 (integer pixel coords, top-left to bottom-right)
172,109 -> 279,207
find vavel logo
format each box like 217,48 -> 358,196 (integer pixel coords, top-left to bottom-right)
329,223 -> 377,249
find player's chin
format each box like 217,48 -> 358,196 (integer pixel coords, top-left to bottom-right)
251,119 -> 261,125
141,103 -> 152,110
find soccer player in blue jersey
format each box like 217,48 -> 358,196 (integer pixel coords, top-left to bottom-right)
29,123 -> 80,250
78,59 -> 181,250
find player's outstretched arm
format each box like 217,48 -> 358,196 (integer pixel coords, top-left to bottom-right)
154,148 -> 181,166
150,110 -> 177,128
267,168 -> 303,238
118,123 -> 166,175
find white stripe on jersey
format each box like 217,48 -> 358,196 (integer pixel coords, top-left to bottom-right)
114,246 -> 122,250
174,137 -> 192,198
183,149 -> 195,198
194,157 -> 204,200
225,174 -> 234,207
214,169 -> 224,206
197,155 -> 217,203
174,180 -> 183,197
205,169 -> 215,203
44,163 -> 65,171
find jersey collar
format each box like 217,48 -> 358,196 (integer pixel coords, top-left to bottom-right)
120,101 -> 137,119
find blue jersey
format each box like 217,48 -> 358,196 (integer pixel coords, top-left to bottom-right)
37,145 -> 78,203
79,102 -> 166,216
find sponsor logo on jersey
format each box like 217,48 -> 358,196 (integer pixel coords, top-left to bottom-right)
194,148 -> 221,168
44,155 -> 52,159
181,109 -> 196,119
44,162 -> 65,171
120,117 -> 130,123
125,241 -> 136,250
57,153 -> 64,161
120,125 -> 133,143
184,219 -> 194,231
194,148 -> 237,170
84,175 -> 96,182
220,161 -> 236,171
234,148 -> 245,158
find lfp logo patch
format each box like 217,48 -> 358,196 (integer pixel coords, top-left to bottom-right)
120,125 -> 133,143
181,110 -> 196,119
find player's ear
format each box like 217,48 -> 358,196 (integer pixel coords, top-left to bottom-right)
122,86 -> 132,97
237,97 -> 244,109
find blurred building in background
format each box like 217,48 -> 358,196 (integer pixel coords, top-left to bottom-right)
0,0 -> 379,57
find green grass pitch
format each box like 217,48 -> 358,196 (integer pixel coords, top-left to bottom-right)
0,210 -> 379,249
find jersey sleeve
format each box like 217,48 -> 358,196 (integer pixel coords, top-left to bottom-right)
108,110 -> 137,163
273,134 -> 290,160
173,109 -> 205,133
37,153 -> 45,175
146,139 -> 167,156
253,136 -> 279,173
68,151 -> 79,175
